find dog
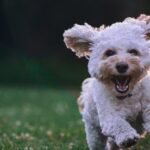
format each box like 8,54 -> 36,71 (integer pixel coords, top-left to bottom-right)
63,14 -> 150,150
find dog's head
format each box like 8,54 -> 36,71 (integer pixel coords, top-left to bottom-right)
63,15 -> 150,97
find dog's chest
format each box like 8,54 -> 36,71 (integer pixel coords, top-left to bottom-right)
113,94 -> 143,120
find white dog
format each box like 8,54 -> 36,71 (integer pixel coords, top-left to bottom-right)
63,14 -> 150,150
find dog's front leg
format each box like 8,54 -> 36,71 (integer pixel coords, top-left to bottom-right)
142,78 -> 150,133
97,104 -> 139,148
84,119 -> 106,150
142,103 -> 150,133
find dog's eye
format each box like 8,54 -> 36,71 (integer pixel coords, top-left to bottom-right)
128,49 -> 139,56
105,50 -> 116,57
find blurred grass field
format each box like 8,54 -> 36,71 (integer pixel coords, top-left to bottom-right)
0,86 -> 150,149
0,86 -> 88,150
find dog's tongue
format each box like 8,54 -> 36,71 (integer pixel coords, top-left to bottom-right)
115,84 -> 129,93
112,76 -> 131,93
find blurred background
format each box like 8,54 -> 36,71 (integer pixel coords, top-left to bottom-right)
0,0 -> 150,87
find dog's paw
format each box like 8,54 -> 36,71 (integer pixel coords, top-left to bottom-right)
120,136 -> 138,148
116,132 -> 140,148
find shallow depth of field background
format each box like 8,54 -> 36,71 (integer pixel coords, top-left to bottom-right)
0,0 -> 150,149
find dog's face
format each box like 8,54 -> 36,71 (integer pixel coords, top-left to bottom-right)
98,49 -> 144,95
63,16 -> 150,96
89,42 -> 148,96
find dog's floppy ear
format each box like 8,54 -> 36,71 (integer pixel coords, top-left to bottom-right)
137,14 -> 150,24
137,14 -> 150,40
63,23 -> 99,58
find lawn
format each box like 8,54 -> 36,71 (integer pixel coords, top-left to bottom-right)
0,86 -> 150,150
0,86 -> 87,150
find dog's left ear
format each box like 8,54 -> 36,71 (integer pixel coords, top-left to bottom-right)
63,23 -> 101,58
137,14 -> 150,40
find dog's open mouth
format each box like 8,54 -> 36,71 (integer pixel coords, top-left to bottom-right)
112,75 -> 131,93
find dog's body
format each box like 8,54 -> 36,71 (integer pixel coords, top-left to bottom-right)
78,76 -> 149,150
63,15 -> 150,150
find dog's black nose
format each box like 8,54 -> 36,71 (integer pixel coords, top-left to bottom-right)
116,63 -> 128,73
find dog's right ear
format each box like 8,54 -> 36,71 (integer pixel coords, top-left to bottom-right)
63,23 -> 100,58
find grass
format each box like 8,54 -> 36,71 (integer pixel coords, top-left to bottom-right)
0,86 -> 150,150
0,86 -> 87,150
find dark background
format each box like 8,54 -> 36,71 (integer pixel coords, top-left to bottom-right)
0,0 -> 150,87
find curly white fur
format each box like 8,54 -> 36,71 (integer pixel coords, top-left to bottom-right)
63,14 -> 150,150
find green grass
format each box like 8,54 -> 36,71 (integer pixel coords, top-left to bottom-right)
0,86 -> 87,150
0,86 -> 150,150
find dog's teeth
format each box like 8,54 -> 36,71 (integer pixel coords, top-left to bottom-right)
116,85 -> 129,92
